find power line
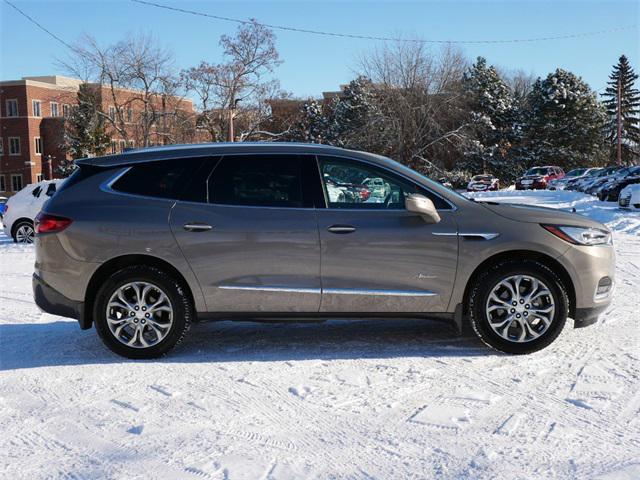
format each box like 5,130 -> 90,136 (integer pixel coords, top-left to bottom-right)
131,0 -> 637,45
3,0 -> 75,50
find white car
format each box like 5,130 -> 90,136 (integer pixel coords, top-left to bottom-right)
3,179 -> 64,243
619,183 -> 640,210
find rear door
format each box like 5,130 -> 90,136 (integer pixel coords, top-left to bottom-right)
316,155 -> 459,314
170,154 -> 323,313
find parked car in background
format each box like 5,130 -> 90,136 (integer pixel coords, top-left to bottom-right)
515,166 -> 564,190
3,179 -> 63,243
567,167 -> 614,192
585,167 -> 630,195
34,143 -> 614,359
467,174 -> 500,192
363,177 -> 391,199
548,168 -> 598,190
0,196 -> 7,220
437,177 -> 453,189
619,183 -> 640,210
597,166 -> 640,202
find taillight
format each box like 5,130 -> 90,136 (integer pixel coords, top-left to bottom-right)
35,212 -> 72,234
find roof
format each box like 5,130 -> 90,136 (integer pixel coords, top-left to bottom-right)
76,142 -> 359,167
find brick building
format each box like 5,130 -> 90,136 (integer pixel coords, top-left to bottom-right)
0,75 -> 197,194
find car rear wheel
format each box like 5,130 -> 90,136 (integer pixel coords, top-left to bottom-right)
94,265 -> 193,359
13,220 -> 35,244
468,260 -> 568,354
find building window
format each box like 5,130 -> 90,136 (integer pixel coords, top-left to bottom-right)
11,174 -> 23,192
35,137 -> 42,155
119,140 -> 126,152
6,99 -> 18,117
9,137 -> 20,155
126,108 -> 133,122
51,102 -> 59,117
128,140 -> 135,148
32,100 -> 41,117
62,104 -> 70,117
0,176 -> 5,192
37,173 -> 44,182
0,138 -> 3,155
111,140 -> 117,154
109,106 -> 116,121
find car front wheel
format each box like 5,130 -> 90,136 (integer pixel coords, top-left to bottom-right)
93,265 -> 193,359
468,260 -> 569,354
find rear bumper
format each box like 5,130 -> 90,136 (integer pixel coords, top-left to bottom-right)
33,273 -> 89,329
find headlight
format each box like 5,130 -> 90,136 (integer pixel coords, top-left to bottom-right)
541,225 -> 612,246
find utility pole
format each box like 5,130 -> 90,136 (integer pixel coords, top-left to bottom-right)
616,76 -> 622,166
228,98 -> 241,142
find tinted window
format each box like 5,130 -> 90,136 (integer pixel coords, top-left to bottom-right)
208,155 -> 309,208
112,158 -> 206,200
319,156 -> 450,210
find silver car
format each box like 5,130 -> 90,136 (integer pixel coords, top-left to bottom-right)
33,143 -> 615,358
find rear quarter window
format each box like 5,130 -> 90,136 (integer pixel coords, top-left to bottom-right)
111,158 -> 208,201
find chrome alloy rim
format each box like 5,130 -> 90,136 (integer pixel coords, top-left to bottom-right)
16,224 -> 35,243
106,282 -> 173,348
485,275 -> 555,343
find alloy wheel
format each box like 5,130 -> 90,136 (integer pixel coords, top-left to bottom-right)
106,281 -> 174,348
15,224 -> 35,244
485,275 -> 555,343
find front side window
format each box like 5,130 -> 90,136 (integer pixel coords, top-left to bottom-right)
208,155 -> 309,208
9,137 -> 20,155
32,100 -> 41,117
319,156 -> 450,210
6,99 -> 18,117
111,158 -> 207,200
11,174 -> 23,192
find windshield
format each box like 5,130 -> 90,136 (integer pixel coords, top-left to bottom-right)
586,168 -> 602,176
525,167 -> 550,176
566,169 -> 587,177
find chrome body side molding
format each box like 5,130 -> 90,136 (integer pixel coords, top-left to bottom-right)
432,232 -> 500,240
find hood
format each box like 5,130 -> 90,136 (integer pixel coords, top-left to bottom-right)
479,202 -> 607,229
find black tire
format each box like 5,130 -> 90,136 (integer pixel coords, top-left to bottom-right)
93,265 -> 193,359
468,260 -> 569,354
12,220 -> 34,243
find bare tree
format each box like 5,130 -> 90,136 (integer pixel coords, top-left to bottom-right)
357,41 -> 472,170
181,20 -> 282,141
61,33 -> 187,147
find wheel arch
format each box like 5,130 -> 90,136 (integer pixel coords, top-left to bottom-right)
461,250 -> 576,318
83,254 -> 196,329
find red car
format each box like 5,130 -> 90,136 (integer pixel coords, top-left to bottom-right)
516,166 -> 565,190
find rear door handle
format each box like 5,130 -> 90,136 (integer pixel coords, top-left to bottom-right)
327,225 -> 356,234
183,223 -> 213,232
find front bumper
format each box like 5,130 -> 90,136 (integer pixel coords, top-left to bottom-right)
33,273 -> 88,329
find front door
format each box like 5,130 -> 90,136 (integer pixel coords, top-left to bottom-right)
170,154 -> 322,313
316,156 -> 459,313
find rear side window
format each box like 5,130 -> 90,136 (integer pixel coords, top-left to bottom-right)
208,155 -> 311,208
112,158 -> 206,200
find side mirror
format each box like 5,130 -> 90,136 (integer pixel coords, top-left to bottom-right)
405,194 -> 441,224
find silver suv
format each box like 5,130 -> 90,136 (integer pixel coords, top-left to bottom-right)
33,143 -> 615,358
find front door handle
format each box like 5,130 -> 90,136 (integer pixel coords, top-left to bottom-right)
183,223 -> 213,232
327,225 -> 356,234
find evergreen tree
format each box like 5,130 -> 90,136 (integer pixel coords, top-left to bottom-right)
61,84 -> 110,176
461,57 -> 518,179
602,55 -> 640,164
520,69 -> 608,170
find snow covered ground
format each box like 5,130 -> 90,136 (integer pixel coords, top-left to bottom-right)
1,190 -> 639,479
